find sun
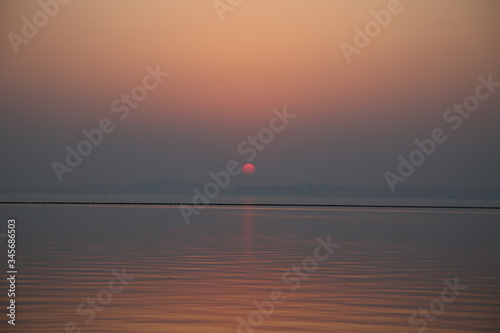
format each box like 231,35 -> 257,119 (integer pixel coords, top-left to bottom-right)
242,163 -> 256,175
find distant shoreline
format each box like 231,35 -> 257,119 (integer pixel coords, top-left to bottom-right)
1,201 -> 499,210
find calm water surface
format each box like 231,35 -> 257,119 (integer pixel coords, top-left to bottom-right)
0,204 -> 499,332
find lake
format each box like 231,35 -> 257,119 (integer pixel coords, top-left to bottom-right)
0,201 -> 499,332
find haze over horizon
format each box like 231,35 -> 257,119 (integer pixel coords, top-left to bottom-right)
1,3 -> 500,332
1,0 -> 499,192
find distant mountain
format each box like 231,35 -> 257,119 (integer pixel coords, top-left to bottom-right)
0,178 -> 199,195
2,179 -> 500,200
231,184 -> 500,199
119,178 -> 199,194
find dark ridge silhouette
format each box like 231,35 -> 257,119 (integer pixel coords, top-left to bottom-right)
2,178 -> 500,199
0,177 -> 198,195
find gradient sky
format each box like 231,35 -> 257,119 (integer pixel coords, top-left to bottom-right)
1,0 -> 499,189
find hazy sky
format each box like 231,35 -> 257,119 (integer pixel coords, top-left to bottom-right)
1,0 -> 499,190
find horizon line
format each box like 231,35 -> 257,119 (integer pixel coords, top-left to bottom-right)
1,201 -> 499,210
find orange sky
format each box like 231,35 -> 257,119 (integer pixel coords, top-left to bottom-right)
1,0 -> 499,188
